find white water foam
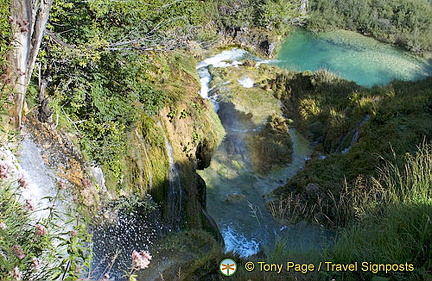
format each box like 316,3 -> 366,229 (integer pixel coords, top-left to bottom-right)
222,226 -> 260,258
238,76 -> 255,88
197,49 -> 249,69
197,67 -> 211,99
197,49 -> 248,102
19,137 -> 58,219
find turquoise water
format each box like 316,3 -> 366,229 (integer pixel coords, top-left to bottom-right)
275,28 -> 432,87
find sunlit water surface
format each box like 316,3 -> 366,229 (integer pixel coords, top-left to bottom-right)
275,28 -> 432,87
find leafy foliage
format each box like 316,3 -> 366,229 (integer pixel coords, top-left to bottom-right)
35,0 -> 228,184
214,0 -> 301,34
0,0 -> 11,69
0,177 -> 91,280
308,0 -> 432,53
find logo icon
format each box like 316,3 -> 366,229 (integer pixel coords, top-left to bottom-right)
220,258 -> 237,276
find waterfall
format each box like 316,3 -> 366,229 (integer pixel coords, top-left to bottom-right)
196,48 -> 261,112
337,114 -> 370,154
91,123 -> 181,280
135,130 -> 153,189
157,122 -> 183,227
0,135 -> 75,263
19,137 -> 58,219
18,136 -> 75,231
90,202 -> 164,281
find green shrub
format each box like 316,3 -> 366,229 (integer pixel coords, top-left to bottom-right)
0,0 -> 11,68
0,179 -> 91,280
308,0 -> 432,53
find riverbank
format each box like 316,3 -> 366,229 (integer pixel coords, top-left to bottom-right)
1,0 -> 431,279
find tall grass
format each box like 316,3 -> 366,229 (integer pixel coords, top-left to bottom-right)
374,142 -> 432,205
327,142 -> 432,280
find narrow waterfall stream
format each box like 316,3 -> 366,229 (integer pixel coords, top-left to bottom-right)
158,122 -> 183,228
197,50 -> 329,257
91,123 -> 183,280
336,114 -> 370,154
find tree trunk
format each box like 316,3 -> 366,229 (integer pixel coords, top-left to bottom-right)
7,0 -> 53,128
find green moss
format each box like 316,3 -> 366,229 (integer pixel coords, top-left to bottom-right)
137,230 -> 223,280
127,115 -> 168,196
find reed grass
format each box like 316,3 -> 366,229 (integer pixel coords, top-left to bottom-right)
326,142 -> 432,280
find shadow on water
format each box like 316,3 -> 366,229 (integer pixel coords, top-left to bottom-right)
200,100 -> 331,259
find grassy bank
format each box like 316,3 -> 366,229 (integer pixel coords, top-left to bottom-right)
263,67 -> 432,279
271,72 -> 431,225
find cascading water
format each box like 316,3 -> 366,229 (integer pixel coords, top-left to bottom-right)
1,133 -> 76,262
197,49 -> 329,258
336,114 -> 370,154
91,122 -> 184,280
157,122 -> 183,228
196,48 -> 258,112
19,137 -> 59,220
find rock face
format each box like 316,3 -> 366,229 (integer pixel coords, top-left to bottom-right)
121,58 -> 224,231
220,27 -> 282,57
24,114 -> 98,207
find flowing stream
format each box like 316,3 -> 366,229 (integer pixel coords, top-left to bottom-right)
196,27 -> 431,257
197,50 -> 329,257
19,137 -> 59,220
91,123 -> 183,280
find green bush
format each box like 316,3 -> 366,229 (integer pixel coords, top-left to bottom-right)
308,0 -> 432,53
273,74 -> 432,227
0,179 -> 91,280
0,0 -> 11,69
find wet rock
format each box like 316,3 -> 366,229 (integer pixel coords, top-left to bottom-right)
38,97 -> 53,124
196,173 -> 206,206
220,26 -> 282,58
224,193 -> 245,203
196,140 -> 212,170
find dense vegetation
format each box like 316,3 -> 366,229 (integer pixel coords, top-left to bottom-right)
28,0 -> 302,188
0,0 -> 10,67
327,143 -> 432,280
271,71 -> 432,225
216,0 -> 301,33
266,71 -> 432,279
1,0 -> 302,279
1,0 -> 431,279
308,0 -> 432,53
